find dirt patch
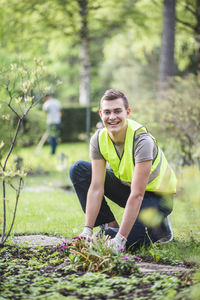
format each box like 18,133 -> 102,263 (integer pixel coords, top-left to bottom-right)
11,234 -> 192,276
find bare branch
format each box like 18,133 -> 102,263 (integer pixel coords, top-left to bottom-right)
7,103 -> 21,119
6,80 -> 13,106
2,118 -> 23,171
176,17 -> 195,30
0,180 -> 6,244
8,181 -> 18,192
2,178 -> 23,244
185,1 -> 196,16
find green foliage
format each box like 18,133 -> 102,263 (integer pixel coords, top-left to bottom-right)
128,75 -> 200,164
158,75 -> 200,163
16,109 -> 46,147
0,0 -> 198,108
0,244 -> 189,300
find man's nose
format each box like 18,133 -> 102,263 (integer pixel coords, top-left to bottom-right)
109,112 -> 116,119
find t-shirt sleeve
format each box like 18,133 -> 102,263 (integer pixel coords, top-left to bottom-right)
134,133 -> 157,163
42,102 -> 48,112
90,131 -> 105,160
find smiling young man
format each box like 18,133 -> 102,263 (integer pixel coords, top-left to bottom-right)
70,89 -> 177,252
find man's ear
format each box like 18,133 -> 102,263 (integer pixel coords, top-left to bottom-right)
126,107 -> 131,116
99,109 -> 103,119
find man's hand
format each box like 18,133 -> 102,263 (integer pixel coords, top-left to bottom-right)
73,226 -> 93,241
107,232 -> 127,254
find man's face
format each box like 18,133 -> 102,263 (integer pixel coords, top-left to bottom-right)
99,98 -> 131,135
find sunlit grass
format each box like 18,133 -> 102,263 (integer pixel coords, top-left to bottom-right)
172,166 -> 200,241
12,142 -> 90,173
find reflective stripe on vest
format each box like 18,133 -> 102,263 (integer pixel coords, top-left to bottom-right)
98,119 -> 177,194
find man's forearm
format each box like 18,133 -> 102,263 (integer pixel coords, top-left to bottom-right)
85,186 -> 104,228
119,193 -> 143,238
118,161 -> 152,239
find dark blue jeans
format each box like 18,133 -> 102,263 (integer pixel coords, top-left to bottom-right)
48,124 -> 60,155
69,160 -> 173,248
49,136 -> 57,155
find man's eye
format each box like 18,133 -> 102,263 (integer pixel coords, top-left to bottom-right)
115,110 -> 121,114
104,111 -> 110,115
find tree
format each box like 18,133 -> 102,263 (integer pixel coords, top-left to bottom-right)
0,58 -> 48,245
176,0 -> 200,75
158,0 -> 176,96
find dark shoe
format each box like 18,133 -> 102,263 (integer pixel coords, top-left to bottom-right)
95,224 -> 118,239
155,216 -> 173,244
95,224 -> 107,238
105,228 -> 118,239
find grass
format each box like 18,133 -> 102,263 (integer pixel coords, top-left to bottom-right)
1,142 -> 124,238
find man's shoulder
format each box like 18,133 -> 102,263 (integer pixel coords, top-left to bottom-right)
135,131 -> 155,142
90,129 -> 101,144
51,98 -> 61,105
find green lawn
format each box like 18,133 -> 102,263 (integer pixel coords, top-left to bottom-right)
1,142 -> 124,239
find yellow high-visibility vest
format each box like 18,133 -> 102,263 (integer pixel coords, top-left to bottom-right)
98,119 -> 177,194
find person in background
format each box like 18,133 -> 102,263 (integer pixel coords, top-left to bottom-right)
70,89 -> 177,253
42,93 -> 62,155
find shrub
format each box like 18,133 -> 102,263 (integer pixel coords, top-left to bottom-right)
16,109 -> 46,147
60,107 -> 100,142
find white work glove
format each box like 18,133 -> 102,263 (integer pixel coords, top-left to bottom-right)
107,232 -> 127,254
78,226 -> 93,241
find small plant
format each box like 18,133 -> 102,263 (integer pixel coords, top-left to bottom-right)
0,57 -> 48,245
59,237 -> 140,275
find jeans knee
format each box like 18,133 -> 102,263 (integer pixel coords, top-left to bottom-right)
69,160 -> 91,184
69,160 -> 81,182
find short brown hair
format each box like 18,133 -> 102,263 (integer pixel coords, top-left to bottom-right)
100,89 -> 129,109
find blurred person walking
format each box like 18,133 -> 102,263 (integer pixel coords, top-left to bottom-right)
42,93 -> 62,155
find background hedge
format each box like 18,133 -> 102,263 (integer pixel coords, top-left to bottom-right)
60,107 -> 100,142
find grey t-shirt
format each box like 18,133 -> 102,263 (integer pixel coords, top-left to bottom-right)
90,130 -> 157,185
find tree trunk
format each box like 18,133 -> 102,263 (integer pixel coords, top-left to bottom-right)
195,0 -> 200,74
158,0 -> 176,96
79,37 -> 90,106
78,0 -> 90,106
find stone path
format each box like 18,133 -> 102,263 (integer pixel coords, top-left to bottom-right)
136,262 -> 190,275
11,234 -> 64,247
11,235 -> 192,275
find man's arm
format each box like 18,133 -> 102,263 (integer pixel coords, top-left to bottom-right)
85,159 -> 106,228
118,160 -> 152,238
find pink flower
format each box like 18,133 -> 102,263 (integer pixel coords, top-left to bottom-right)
133,256 -> 140,260
121,256 -> 130,260
60,245 -> 69,251
62,240 -> 69,244
118,247 -> 125,251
